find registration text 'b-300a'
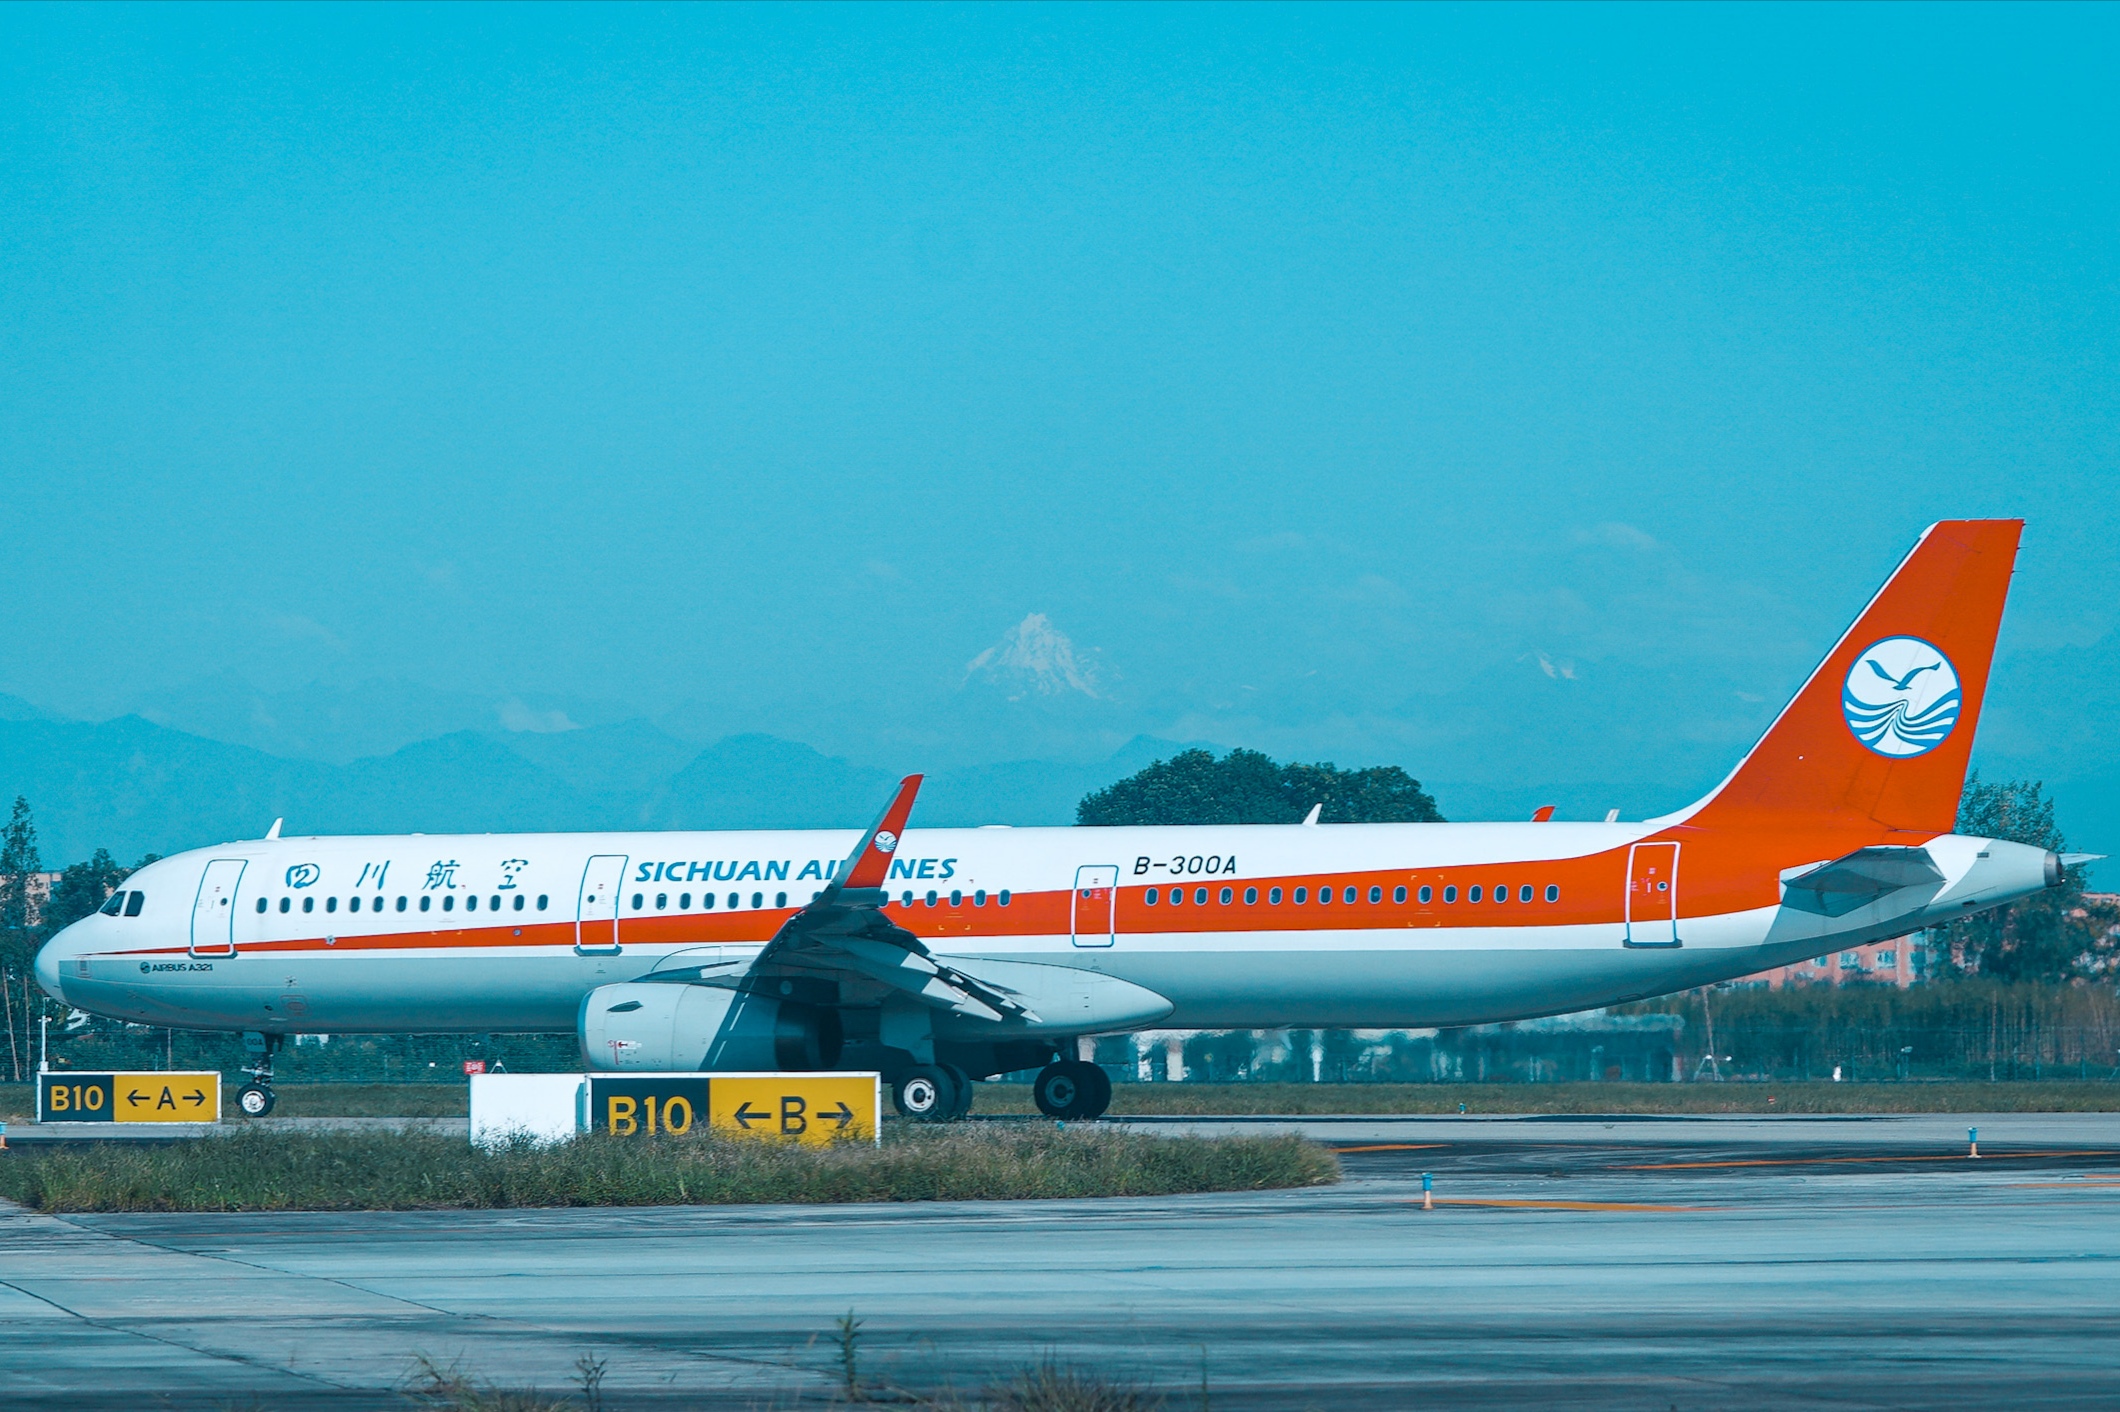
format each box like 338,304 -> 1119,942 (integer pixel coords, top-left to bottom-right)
36,521 -> 2090,1121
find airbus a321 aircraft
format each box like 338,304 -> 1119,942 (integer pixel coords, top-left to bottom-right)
36,520 -> 2086,1121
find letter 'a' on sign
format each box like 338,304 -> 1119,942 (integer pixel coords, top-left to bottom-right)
39,1072 -> 220,1124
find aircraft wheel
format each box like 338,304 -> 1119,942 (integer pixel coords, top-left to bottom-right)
1074,1061 -> 1112,1120
893,1065 -> 959,1123
940,1064 -> 975,1121
236,1083 -> 276,1118
1032,1061 -> 1093,1120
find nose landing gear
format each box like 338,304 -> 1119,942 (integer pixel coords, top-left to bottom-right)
1032,1059 -> 1112,1120
237,1031 -> 282,1118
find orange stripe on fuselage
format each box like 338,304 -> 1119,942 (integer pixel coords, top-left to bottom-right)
103,817 -> 1932,960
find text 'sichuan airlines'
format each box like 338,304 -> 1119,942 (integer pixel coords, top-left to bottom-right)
36,521 -> 2089,1119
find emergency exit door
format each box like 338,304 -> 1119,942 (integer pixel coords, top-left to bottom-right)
576,854 -> 627,955
189,859 -> 246,958
1071,865 -> 1119,947
1624,842 -> 1681,948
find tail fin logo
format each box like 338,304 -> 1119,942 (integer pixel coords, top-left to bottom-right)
1842,637 -> 1962,757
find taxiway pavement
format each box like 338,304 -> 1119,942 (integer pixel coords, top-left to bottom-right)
3,1117 -> 2119,1409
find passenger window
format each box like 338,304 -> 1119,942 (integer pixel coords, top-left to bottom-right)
326,896 -> 338,913
1345,886 -> 1358,904
1269,886 -> 1283,904
1394,886 -> 1407,903
1194,887 -> 1208,905
516,894 -> 527,911
1294,887 -> 1307,904
925,891 -> 938,907
974,889 -> 987,906
950,890 -> 962,907
1319,887 -> 1332,906
775,892 -> 787,908
998,890 -> 1010,905
1443,886 -> 1456,902
630,893 -> 643,910
731,893 -> 742,910
1418,885 -> 1432,903
1245,887 -> 1258,905
467,895 -> 479,912
420,895 -> 431,911
303,896 -> 315,913
678,892 -> 691,909
1468,886 -> 1481,903
1169,887 -> 1183,907
899,891 -> 912,907
349,896 -> 362,913
1545,884 -> 1559,902
702,892 -> 716,909
444,895 -> 456,912
536,894 -> 547,910
1493,886 -> 1506,905
490,895 -> 501,911
1218,887 -> 1231,904
1519,885 -> 1533,903
655,893 -> 667,910
1368,886 -> 1381,903
396,896 -> 408,912
254,897 -> 267,914
751,892 -> 763,909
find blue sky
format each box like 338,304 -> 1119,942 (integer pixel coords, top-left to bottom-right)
2,5 -> 2115,845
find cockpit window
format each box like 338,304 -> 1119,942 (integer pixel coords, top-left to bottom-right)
100,891 -> 125,916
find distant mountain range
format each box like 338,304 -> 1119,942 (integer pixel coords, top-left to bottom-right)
0,706 -> 1194,864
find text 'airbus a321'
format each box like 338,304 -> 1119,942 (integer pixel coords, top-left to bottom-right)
37,520 -> 2089,1120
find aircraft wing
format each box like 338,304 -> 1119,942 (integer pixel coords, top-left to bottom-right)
741,776 -> 1044,1024
1779,846 -> 1946,918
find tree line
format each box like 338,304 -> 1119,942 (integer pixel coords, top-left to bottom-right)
0,796 -> 159,1080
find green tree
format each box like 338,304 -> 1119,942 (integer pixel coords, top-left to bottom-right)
1942,773 -> 2110,982
42,849 -> 135,937
0,796 -> 43,1081
1077,748 -> 1443,826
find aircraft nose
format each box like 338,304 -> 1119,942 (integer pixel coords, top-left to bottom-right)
33,928 -> 71,1005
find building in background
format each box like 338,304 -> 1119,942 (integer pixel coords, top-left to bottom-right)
1741,932 -> 1935,989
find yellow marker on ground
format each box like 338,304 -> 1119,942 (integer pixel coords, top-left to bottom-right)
586,1072 -> 880,1146
38,1071 -> 220,1123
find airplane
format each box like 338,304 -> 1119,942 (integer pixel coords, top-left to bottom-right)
35,519 -> 2090,1122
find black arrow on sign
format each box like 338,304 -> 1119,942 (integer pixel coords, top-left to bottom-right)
127,1090 -> 147,1105
826,1102 -> 855,1129
185,1090 -> 206,1106
732,1102 -> 766,1130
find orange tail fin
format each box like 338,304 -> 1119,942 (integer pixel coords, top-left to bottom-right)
1683,520 -> 2021,835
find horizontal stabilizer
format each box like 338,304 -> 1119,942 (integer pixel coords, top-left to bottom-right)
1781,846 -> 1944,918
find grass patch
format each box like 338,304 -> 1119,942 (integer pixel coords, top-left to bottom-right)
979,1080 -> 2120,1114
0,1123 -> 1337,1213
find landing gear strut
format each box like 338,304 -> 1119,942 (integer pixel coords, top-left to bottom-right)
1033,1059 -> 1111,1120
237,1031 -> 281,1118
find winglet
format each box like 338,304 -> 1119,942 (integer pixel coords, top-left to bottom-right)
830,775 -> 924,895
1531,806 -> 1556,822
264,818 -> 283,841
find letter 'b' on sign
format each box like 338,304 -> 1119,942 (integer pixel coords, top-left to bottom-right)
587,1073 -> 878,1146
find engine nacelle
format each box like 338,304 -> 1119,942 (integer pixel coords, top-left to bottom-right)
579,982 -> 842,1073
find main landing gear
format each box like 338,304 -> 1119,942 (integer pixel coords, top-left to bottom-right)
237,1031 -> 281,1118
1032,1059 -> 1111,1121
892,1063 -> 976,1123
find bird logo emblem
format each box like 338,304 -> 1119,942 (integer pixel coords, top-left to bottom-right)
1841,637 -> 1962,757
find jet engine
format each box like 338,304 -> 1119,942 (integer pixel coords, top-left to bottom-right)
579,982 -> 842,1073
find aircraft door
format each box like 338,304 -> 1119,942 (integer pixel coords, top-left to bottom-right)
189,859 -> 247,958
576,854 -> 627,955
1071,865 -> 1119,947
1624,842 -> 1681,948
